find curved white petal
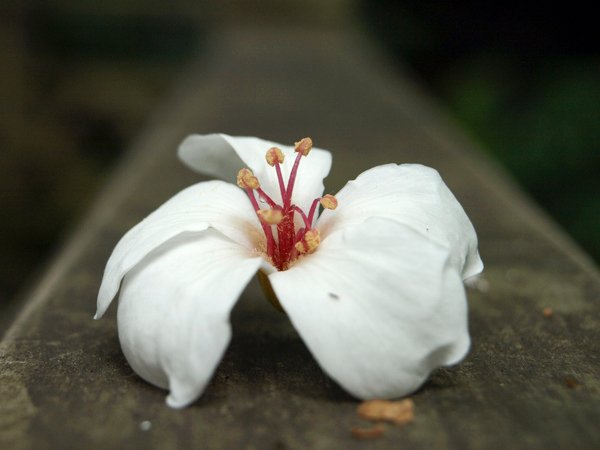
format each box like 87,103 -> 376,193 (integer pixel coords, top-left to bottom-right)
317,164 -> 483,279
96,180 -> 263,318
178,134 -> 332,213
269,217 -> 469,400
117,230 -> 263,408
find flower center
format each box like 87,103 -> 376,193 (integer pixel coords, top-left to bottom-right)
237,137 -> 337,271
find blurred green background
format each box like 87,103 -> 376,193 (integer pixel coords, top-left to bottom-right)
362,0 -> 599,267
0,0 -> 598,308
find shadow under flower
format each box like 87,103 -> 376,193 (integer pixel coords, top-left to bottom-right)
202,285 -> 355,404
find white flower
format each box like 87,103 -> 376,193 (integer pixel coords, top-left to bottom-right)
95,134 -> 483,408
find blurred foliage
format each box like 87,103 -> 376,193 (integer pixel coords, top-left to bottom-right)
445,58 -> 600,260
1,0 -> 598,309
362,0 -> 599,264
0,3 -> 201,304
30,8 -> 198,61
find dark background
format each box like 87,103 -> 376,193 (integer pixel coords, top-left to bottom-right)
1,0 -> 598,309
362,0 -> 599,268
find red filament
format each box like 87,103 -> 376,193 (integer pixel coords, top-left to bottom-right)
240,140 -> 333,270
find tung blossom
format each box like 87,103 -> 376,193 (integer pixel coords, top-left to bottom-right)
95,134 -> 483,408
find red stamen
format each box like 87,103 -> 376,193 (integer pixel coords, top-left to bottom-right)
276,209 -> 295,268
307,198 -> 321,225
284,152 -> 303,210
246,188 -> 276,257
238,137 -> 334,271
293,205 -> 312,229
275,163 -> 287,201
295,227 -> 306,243
257,188 -> 277,208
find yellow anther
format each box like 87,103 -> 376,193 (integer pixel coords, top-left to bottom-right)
237,168 -> 260,189
294,137 -> 313,156
295,229 -> 320,254
320,194 -> 338,210
257,209 -> 284,225
265,147 -> 285,166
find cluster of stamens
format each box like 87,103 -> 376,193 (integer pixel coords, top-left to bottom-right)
237,137 -> 337,271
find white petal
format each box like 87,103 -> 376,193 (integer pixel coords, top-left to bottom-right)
96,180 -> 263,318
178,134 -> 332,213
269,217 -> 469,400
117,230 -> 263,408
317,164 -> 483,279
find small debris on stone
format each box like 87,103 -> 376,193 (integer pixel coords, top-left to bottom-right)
351,424 -> 386,440
357,399 -> 415,426
543,307 -> 553,318
564,375 -> 580,389
139,420 -> 152,431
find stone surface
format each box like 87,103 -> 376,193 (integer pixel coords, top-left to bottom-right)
1,26 -> 599,449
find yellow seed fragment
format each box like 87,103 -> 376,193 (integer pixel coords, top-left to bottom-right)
257,209 -> 284,225
320,194 -> 338,210
265,147 -> 285,166
294,137 -> 313,156
295,229 -> 320,254
237,168 -> 260,189
357,399 -> 415,426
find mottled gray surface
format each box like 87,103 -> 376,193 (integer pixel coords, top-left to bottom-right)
1,27 -> 599,449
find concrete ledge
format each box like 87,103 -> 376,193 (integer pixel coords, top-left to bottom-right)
2,26 -> 599,449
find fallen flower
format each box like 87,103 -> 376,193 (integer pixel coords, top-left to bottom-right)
95,134 -> 483,408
